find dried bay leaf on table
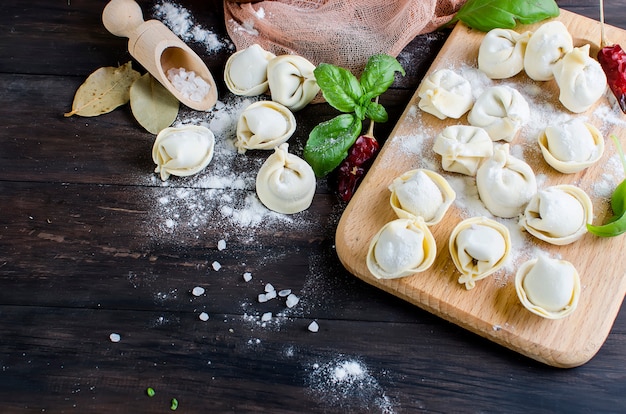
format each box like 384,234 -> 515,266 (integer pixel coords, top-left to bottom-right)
64,61 -> 140,117
130,73 -> 180,134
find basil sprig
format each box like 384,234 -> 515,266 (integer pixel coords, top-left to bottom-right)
587,135 -> 626,238
451,0 -> 560,32
304,54 -> 405,177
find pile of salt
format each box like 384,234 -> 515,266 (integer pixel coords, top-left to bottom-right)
167,67 -> 210,102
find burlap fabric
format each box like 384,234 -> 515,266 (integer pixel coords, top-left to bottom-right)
224,0 -> 467,74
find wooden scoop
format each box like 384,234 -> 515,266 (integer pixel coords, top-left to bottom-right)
102,0 -> 217,111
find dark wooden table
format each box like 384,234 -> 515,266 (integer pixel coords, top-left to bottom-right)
2,1 -> 626,412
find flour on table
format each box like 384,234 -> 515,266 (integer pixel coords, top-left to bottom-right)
307,357 -> 395,413
153,1 -> 232,53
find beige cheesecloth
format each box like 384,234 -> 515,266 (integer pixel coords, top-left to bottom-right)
224,0 -> 467,74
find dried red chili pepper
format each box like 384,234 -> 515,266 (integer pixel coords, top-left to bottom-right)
598,44 -> 626,113
597,0 -> 626,113
337,121 -> 379,202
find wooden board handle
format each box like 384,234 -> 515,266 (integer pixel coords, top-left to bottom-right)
102,0 -> 144,38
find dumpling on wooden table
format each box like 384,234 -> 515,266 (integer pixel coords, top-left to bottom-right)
366,218 -> 436,280
448,216 -> 511,290
224,43 -> 276,96
519,184 -> 593,245
417,68 -> 473,120
478,28 -> 532,79
538,118 -> 604,173
476,143 -> 537,218
524,20 -> 573,81
433,125 -> 494,176
267,55 -> 320,111
467,85 -> 529,142
235,100 -> 296,153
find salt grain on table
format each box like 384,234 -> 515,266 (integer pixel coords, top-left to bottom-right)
109,333 -> 121,343
212,261 -> 221,271
308,321 -> 319,333
217,239 -> 227,251
192,286 -> 205,296
199,312 -> 209,321
286,293 -> 299,308
243,272 -> 253,282
261,312 -> 272,322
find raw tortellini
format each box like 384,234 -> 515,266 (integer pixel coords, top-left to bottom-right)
515,256 -> 581,319
224,44 -> 276,96
519,185 -> 593,245
235,101 -> 296,153
417,69 -> 473,120
366,218 -> 437,279
524,20 -> 573,81
433,125 -> 494,176
476,143 -> 537,218
255,143 -> 316,214
467,85 -> 529,142
152,125 -> 215,181
552,44 -> 607,113
267,55 -> 320,112
449,216 -> 511,290
388,169 -> 456,225
538,119 -> 604,173
478,28 -> 532,79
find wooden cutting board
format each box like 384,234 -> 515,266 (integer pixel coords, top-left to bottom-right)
336,9 -> 626,368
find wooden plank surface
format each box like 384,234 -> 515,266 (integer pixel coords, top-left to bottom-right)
336,9 -> 626,368
2,0 -> 626,412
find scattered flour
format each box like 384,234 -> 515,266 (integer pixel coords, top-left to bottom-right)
154,1 -> 232,53
307,357 -> 395,413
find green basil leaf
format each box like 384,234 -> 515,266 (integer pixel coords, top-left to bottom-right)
303,113 -> 362,177
587,210 -> 626,237
453,0 -> 559,32
365,101 -> 388,123
360,54 -> 406,99
314,63 -> 362,113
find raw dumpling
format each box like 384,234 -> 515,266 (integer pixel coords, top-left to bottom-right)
255,143 -> 316,214
267,55 -> 320,112
366,218 -> 436,279
388,169 -> 456,225
524,21 -> 573,81
152,125 -> 215,181
552,44 -> 608,113
538,119 -> 604,173
515,256 -> 581,319
449,216 -> 511,290
224,44 -> 276,96
478,28 -> 532,79
235,101 -> 296,154
417,69 -> 473,120
476,143 -> 537,218
519,184 -> 593,245
433,125 -> 494,176
467,85 -> 529,142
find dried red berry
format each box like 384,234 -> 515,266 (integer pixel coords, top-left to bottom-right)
598,44 -> 626,113
337,133 -> 380,202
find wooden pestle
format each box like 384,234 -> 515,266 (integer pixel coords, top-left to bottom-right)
102,0 -> 217,111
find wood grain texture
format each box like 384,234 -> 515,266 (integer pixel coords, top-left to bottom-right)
2,0 -> 626,412
336,9 -> 626,368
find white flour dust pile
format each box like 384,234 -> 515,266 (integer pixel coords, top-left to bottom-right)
154,1 -> 232,53
307,357 -> 395,413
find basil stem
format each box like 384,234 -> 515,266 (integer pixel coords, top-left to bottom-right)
303,113 -> 362,177
452,0 -> 559,32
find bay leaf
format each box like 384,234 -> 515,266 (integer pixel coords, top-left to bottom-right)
130,73 -> 180,134
64,61 -> 140,117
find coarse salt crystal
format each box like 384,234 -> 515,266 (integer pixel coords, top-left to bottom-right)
286,293 -> 299,308
308,321 -> 319,333
199,312 -> 209,321
167,67 -> 210,102
217,239 -> 226,251
264,283 -> 275,293
261,312 -> 272,322
192,286 -> 205,296
265,290 -> 277,300
243,272 -> 253,282
212,261 -> 221,271
258,293 -> 268,303
278,289 -> 291,297
109,333 -> 121,343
